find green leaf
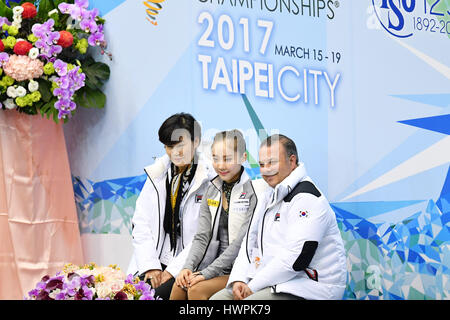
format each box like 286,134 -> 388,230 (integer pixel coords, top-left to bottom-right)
4,1 -> 28,9
33,101 -> 44,111
50,0 -> 74,27
37,79 -> 53,103
0,2 -> 13,19
39,97 -> 57,119
52,0 -> 65,7
36,0 -> 56,21
19,105 -> 38,115
82,61 -> 111,90
52,105 -> 60,124
53,0 -> 74,6
74,87 -> 106,109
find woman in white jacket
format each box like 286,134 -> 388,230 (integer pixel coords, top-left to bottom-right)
169,130 -> 258,300
127,113 -> 215,300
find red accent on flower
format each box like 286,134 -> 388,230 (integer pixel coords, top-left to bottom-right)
13,41 -> 33,55
57,31 -> 74,48
75,288 -> 85,300
46,279 -> 64,291
37,290 -> 52,300
21,2 -> 37,19
114,291 -> 128,300
41,275 -> 50,282
0,40 -> 4,52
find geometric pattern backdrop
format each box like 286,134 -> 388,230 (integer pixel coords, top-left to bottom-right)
73,175 -> 146,235
73,166 -> 450,299
333,166 -> 450,299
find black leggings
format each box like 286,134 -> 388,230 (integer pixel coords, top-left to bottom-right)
154,277 -> 175,300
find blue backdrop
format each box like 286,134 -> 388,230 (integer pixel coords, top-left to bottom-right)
64,0 -> 450,300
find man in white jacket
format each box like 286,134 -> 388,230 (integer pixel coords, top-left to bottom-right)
127,113 -> 215,299
211,134 -> 347,300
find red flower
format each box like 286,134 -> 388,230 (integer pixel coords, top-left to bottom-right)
57,31 -> 74,48
13,41 -> 33,55
21,2 -> 37,19
0,40 -> 4,52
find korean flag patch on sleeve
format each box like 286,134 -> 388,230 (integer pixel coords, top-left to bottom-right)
299,210 -> 309,218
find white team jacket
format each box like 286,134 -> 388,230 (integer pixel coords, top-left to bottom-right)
127,154 -> 215,276
227,163 -> 347,300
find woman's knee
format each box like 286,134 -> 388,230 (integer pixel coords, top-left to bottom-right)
187,283 -> 209,300
169,282 -> 187,300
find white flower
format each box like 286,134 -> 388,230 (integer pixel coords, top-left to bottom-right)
28,48 -> 39,60
28,80 -> 39,92
49,289 -> 61,300
11,21 -> 21,29
48,9 -> 58,17
95,284 -> 112,299
15,86 -> 27,98
74,269 -> 93,277
66,17 -> 80,30
13,14 -> 22,24
6,86 -> 17,98
4,99 -> 16,110
13,6 -> 24,15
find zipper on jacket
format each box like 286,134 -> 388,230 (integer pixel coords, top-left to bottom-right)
260,192 -> 276,256
225,184 -> 238,244
144,169 -> 161,252
194,196 -> 221,272
179,183 -> 189,250
180,176 -> 206,249
245,181 -> 258,263
260,207 -> 270,256
226,188 -> 232,243
215,170 -> 245,245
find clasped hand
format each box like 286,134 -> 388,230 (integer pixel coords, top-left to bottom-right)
232,281 -> 253,300
144,269 -> 172,289
175,269 -> 205,289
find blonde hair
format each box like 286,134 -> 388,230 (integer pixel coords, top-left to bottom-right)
212,129 -> 246,156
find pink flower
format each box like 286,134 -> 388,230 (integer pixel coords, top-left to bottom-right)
109,280 -> 125,292
3,54 -> 44,81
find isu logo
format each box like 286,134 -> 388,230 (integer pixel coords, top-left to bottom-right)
372,0 -> 450,38
144,0 -> 166,26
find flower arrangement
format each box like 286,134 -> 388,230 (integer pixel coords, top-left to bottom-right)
26,263 -> 159,300
0,0 -> 110,123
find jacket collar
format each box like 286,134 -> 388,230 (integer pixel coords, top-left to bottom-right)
144,154 -> 171,181
144,153 -> 214,188
267,162 -> 307,208
210,167 -> 250,191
